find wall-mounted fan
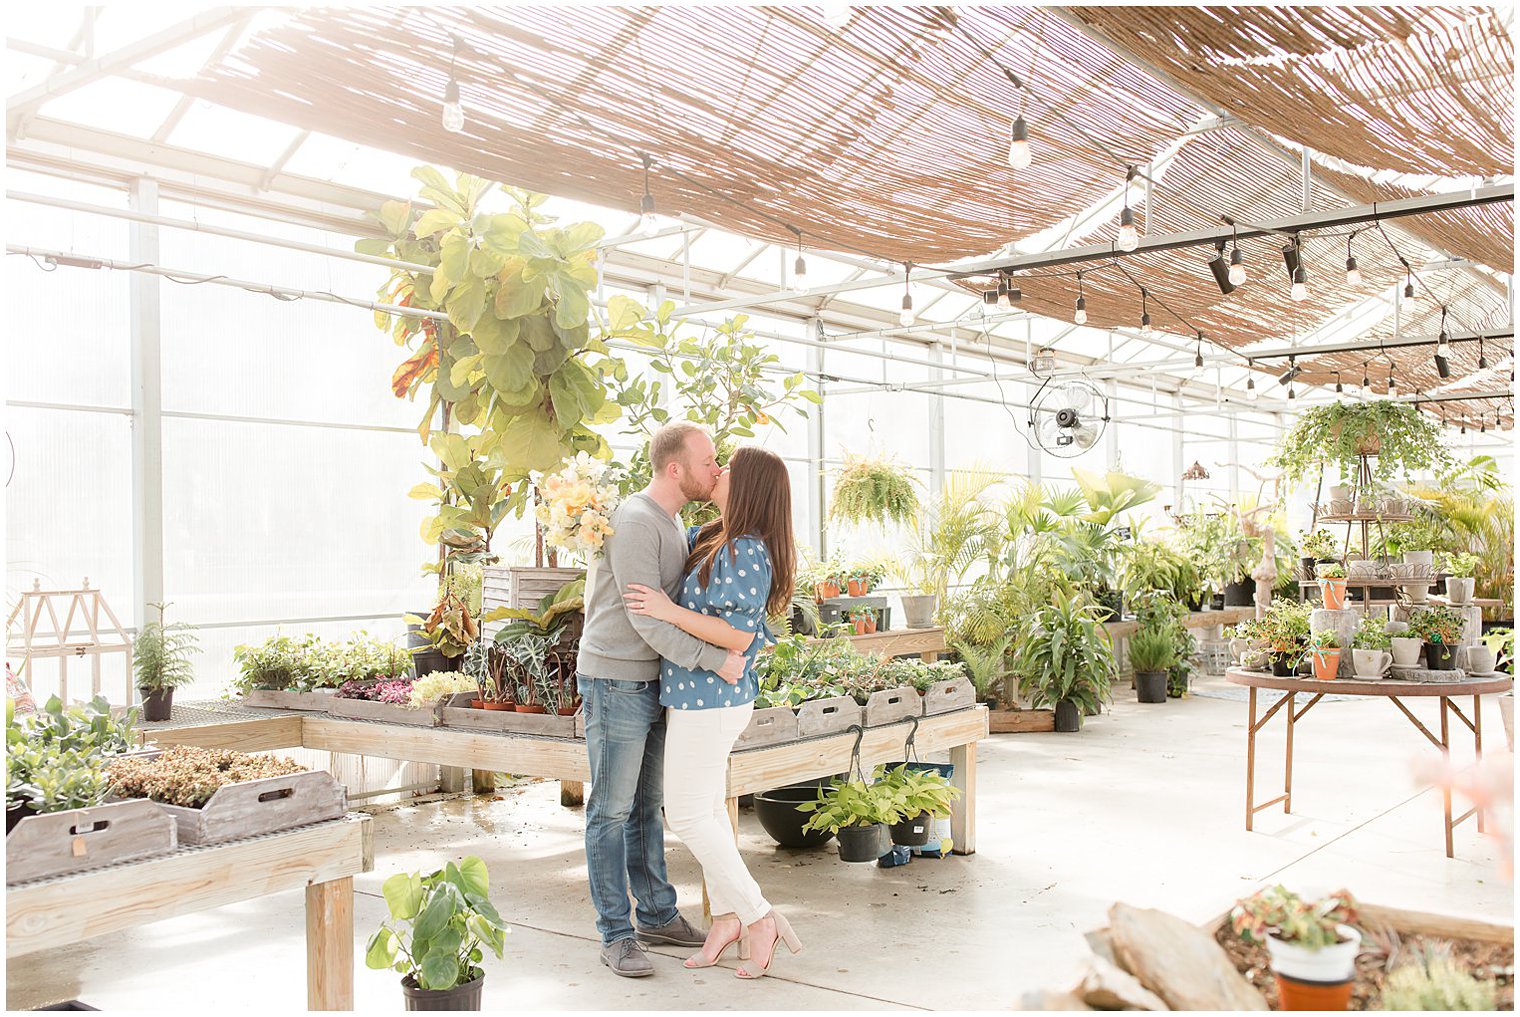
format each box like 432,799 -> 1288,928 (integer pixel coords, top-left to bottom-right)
1026,378 -> 1110,458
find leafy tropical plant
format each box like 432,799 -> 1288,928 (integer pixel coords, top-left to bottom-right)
1406,606 -> 1464,645
796,777 -> 899,833
1231,885 -> 1359,951
133,601 -> 200,693
408,672 -> 479,710
872,763 -> 962,821
1012,591 -> 1116,714
1353,615 -> 1391,651
1443,551 -> 1480,579
1298,529 -> 1340,560
1072,468 -> 1161,526
1268,401 -> 1451,485
1120,540 -> 1201,604
830,454 -> 920,527
896,467 -> 1001,605
1480,627 -> 1513,671
366,857 -> 509,991
1316,562 -> 1346,579
1260,599 -> 1312,664
1307,630 -> 1341,651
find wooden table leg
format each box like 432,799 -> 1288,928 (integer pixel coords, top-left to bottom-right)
1283,690 -> 1296,814
306,876 -> 353,1011
1441,697 -> 1454,860
949,741 -> 976,855
560,780 -> 584,808
1474,695 -> 1486,834
1245,686 -> 1258,831
471,769 -> 496,794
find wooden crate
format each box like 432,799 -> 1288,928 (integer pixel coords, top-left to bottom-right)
796,695 -> 863,738
438,693 -> 581,738
863,686 -> 922,726
7,799 -> 177,885
242,688 -> 339,712
989,708 -> 1055,733
326,696 -> 441,727
734,706 -> 800,750
921,677 -> 975,715
484,566 -> 585,612
157,769 -> 348,846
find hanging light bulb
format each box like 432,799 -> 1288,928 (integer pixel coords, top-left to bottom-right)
1290,265 -> 1308,302
1404,272 -> 1415,299
1007,115 -> 1032,170
1137,287 -> 1151,334
1074,272 -> 1088,325
899,266 -> 914,327
1246,375 -> 1258,401
1481,417 -> 1487,434
1228,244 -> 1247,286
1344,234 -> 1361,285
1388,369 -> 1398,397
1287,382 -> 1296,400
1117,206 -> 1139,252
1194,332 -> 1205,371
791,230 -> 807,286
636,152 -> 657,230
1477,334 -> 1489,370
442,77 -> 464,134
1360,368 -> 1370,395
1335,372 -> 1344,394
820,3 -> 853,29
1461,422 -> 1468,435
1434,309 -> 1452,378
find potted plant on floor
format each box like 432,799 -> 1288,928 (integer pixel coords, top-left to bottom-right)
872,763 -> 961,849
1407,606 -> 1464,670
1307,630 -> 1343,681
1013,591 -> 1116,732
1231,885 -> 1361,1011
1127,624 -> 1176,704
796,777 -> 898,862
366,856 -> 508,1011
1442,552 -> 1479,605
1315,562 -> 1348,611
132,602 -> 200,723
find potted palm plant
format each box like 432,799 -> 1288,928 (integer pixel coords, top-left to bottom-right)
1013,592 -> 1116,732
1407,606 -> 1464,670
1231,885 -> 1361,1011
366,856 -> 508,1011
1127,624 -> 1176,704
133,602 -> 200,722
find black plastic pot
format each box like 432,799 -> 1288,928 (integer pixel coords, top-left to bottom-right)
1185,591 -> 1203,612
401,973 -> 484,1011
836,823 -> 887,862
1054,699 -> 1083,732
1135,671 -> 1167,704
1425,642 -> 1457,671
7,802 -> 37,834
889,811 -> 933,846
1223,578 -> 1255,607
1209,593 -> 1226,611
410,647 -> 461,677
1270,653 -> 1298,678
754,783 -> 836,849
1094,589 -> 1123,623
138,688 -> 173,723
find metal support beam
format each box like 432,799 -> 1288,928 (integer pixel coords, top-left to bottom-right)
929,346 -> 947,494
128,178 -> 164,631
806,327 -> 827,558
150,20 -> 251,144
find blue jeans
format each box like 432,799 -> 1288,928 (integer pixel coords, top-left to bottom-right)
578,674 -> 680,946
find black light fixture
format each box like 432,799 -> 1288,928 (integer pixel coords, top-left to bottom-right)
1138,286 -> 1151,334
1245,358 -> 1257,401
899,264 -> 914,326
983,287 -> 998,306
639,153 -> 656,217
1478,334 -> 1489,370
1282,239 -> 1302,281
1208,240 -> 1237,295
1404,270 -> 1415,299
1194,332 -> 1205,370
1434,308 -> 1452,379
1277,356 -> 1301,387
1074,271 -> 1088,325
1388,367 -> 1398,397
1335,371 -> 1344,394
1008,114 -> 1031,170
1288,381 -> 1296,399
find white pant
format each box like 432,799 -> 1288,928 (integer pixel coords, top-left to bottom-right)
664,703 -> 770,926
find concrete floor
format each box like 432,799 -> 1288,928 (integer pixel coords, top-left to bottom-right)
8,677 -> 1512,1011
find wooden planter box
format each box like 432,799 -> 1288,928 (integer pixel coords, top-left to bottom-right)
484,566 -> 586,611
242,688 -> 340,712
152,769 -> 347,846
863,685 -> 923,726
6,799 -> 177,885
796,695 -> 863,737
326,695 -> 442,727
733,706 -> 800,750
920,677 -> 976,715
439,693 -> 583,738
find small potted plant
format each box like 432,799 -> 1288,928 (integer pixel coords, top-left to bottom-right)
132,602 -> 200,723
1443,552 -> 1479,605
1407,606 -> 1464,670
873,763 -> 961,848
1231,885 -> 1361,1011
1127,624 -> 1176,704
1261,600 -> 1311,677
796,777 -> 898,862
1307,630 -> 1343,681
847,608 -> 877,636
1350,616 -> 1393,678
1315,563 -> 1348,611
1298,529 -> 1340,578
366,856 -> 508,1011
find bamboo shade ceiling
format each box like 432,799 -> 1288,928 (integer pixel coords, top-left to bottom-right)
186,5 -> 1206,264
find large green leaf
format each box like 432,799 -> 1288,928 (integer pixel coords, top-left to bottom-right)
447,277 -> 487,334
606,294 -> 645,331
549,358 -> 604,426
378,199 -> 413,238
495,266 -> 542,320
418,952 -> 460,991
553,277 -> 590,329
520,315 -> 557,353
415,208 -> 461,239
365,927 -> 398,970
483,342 -> 537,396
455,856 -> 490,897
382,872 -> 424,920
557,221 -> 605,256
414,889 -> 452,945
498,413 -> 567,473
470,314 -> 521,355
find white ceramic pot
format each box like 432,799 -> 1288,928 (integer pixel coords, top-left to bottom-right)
1352,649 -> 1393,678
1403,550 -> 1435,568
1464,645 -> 1497,675
1327,484 -> 1352,505
1266,925 -> 1361,984
1391,637 -> 1423,667
1446,577 -> 1476,604
1401,582 -> 1430,604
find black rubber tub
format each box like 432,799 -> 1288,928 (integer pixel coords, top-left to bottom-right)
753,782 -> 836,849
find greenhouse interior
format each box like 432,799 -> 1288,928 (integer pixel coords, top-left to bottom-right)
3,5 -> 1516,1013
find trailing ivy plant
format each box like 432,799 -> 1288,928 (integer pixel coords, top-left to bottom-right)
1267,400 -> 1451,485
829,454 -> 920,527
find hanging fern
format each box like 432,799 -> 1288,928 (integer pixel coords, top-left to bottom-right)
829,454 -> 921,527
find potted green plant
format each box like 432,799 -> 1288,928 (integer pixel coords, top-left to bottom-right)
1120,541 -> 1202,606
366,856 -> 508,1011
1351,617 -> 1393,678
1307,630 -> 1343,681
796,777 -> 898,862
6,695 -> 132,833
1443,552 -> 1479,604
1407,606 -> 1464,670
1261,600 -> 1312,677
132,602 -> 200,723
1231,885 -> 1361,1011
872,763 -> 961,848
1267,400 -> 1452,487
1477,627 -> 1511,676
829,454 -> 920,528
1013,591 -> 1116,732
1127,624 -> 1176,704
1298,528 -> 1340,578
1315,562 -> 1348,610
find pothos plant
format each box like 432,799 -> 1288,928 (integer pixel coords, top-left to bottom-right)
1267,400 -> 1451,485
366,857 -> 508,992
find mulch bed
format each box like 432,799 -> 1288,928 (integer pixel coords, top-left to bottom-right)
1214,922 -> 1514,1010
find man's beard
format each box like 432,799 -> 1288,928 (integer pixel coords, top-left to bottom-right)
678,470 -> 715,503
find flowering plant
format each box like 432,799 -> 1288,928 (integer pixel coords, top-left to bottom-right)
534,453 -> 622,561
1231,885 -> 1359,950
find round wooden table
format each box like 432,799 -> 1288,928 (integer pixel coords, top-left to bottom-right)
1225,668 -> 1513,858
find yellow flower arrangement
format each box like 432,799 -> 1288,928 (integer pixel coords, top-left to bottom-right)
534,453 -> 622,562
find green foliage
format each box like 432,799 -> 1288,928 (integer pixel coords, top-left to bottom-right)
6,695 -> 137,816
1268,400 -> 1451,485
1353,615 -> 1391,651
231,632 -> 413,695
366,856 -> 509,991
1443,551 -> 1480,579
1402,472 -> 1513,617
1378,518 -> 1447,556
1298,528 -> 1340,560
752,635 -> 967,708
1128,624 -> 1178,673
1316,563 -> 1346,579
1307,630 -> 1340,651
796,777 -> 897,832
1121,540 -> 1201,603
1231,885 -> 1359,951
895,468 -> 1002,603
1406,606 -> 1464,645
830,454 -> 920,527
874,763 -> 961,821
1071,468 -> 1161,526
1381,947 -> 1497,1010
133,601 -> 200,692
1175,509 -> 1255,591
1130,591 -> 1196,697
1260,599 -> 1313,664
1013,591 -> 1116,713
1480,627 -> 1513,670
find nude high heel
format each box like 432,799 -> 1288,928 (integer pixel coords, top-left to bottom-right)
735,910 -> 801,979
683,914 -> 750,969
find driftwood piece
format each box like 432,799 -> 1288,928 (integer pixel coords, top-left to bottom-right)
6,799 -> 177,884
1107,903 -> 1267,1011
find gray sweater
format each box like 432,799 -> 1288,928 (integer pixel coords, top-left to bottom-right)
577,492 -> 731,681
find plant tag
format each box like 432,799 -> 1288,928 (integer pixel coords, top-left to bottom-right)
71,836 -> 88,857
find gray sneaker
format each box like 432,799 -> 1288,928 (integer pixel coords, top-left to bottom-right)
600,937 -> 654,978
636,912 -> 707,947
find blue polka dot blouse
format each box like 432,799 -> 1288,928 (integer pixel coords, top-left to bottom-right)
659,528 -> 773,711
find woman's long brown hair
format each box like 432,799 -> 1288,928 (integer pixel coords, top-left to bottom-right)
685,446 -> 796,618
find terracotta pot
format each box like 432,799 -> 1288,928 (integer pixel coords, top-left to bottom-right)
846,578 -> 870,597
515,704 -> 547,714
862,613 -> 878,634
1310,648 -> 1342,681
1267,926 -> 1360,1011
482,701 -> 511,711
816,582 -> 840,601
852,618 -> 868,636
556,706 -> 578,716
469,699 -> 486,709
1319,578 -> 1348,611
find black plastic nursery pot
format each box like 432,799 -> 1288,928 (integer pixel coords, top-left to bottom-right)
1209,593 -> 1226,611
1135,671 -> 1168,704
889,811 -> 933,847
410,647 -> 461,676
401,974 -> 484,1011
137,688 -> 173,723
836,823 -> 887,862
1094,589 -> 1123,623
754,782 -> 837,849
1223,578 -> 1255,607
1425,642 -> 1458,671
1270,654 -> 1298,678
1054,700 -> 1083,732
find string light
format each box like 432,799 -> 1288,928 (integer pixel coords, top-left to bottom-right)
1360,365 -> 1371,394
1194,332 -> 1205,370
1117,167 -> 1139,252
1434,308 -> 1452,379
1289,238 -> 1308,301
899,265 -> 914,327
1477,333 -> 1489,370
1228,228 -> 1247,286
1404,269 -> 1415,299
441,37 -> 464,134
1344,234 -> 1361,285
1388,368 -> 1398,397
638,153 -> 656,222
1008,115 -> 1031,170
791,228 -> 807,285
1074,271 -> 1088,325
1138,286 -> 1151,334
1335,371 -> 1344,394
1246,375 -> 1257,401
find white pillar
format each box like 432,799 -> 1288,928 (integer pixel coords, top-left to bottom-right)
129,177 -> 164,632
807,320 -> 827,558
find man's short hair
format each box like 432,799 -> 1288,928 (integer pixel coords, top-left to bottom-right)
650,422 -> 710,472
